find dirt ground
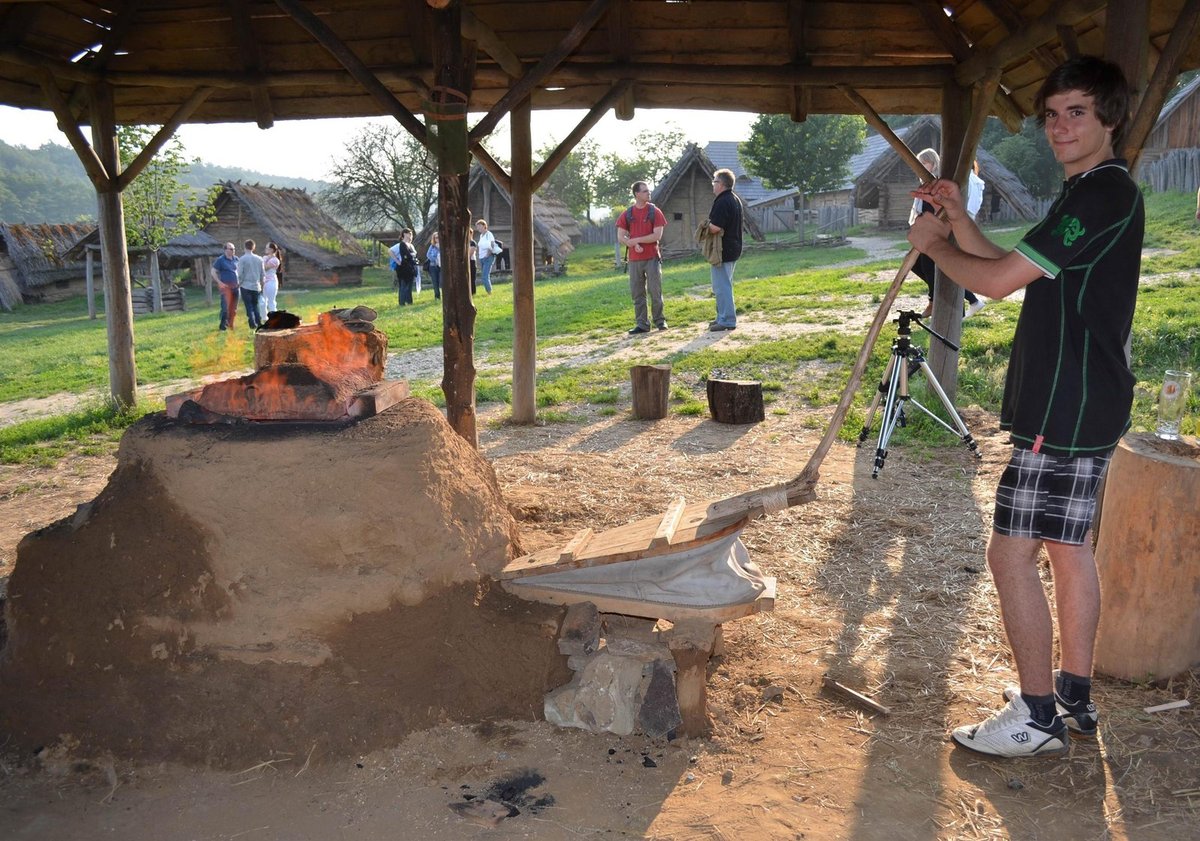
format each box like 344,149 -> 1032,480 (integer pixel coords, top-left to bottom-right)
2,350 -> 1198,838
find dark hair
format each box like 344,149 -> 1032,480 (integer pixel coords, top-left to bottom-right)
401,228 -> 413,236
244,238 -> 255,250
1035,56 -> 1131,148
631,180 -> 649,195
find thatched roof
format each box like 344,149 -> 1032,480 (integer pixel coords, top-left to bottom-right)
1,3 -> 1197,130
211,182 -> 369,270
653,144 -> 766,242
62,229 -> 223,263
415,165 -> 580,260
0,222 -> 95,289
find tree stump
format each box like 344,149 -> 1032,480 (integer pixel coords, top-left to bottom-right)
1094,433 -> 1200,681
706,379 -> 764,424
631,364 -> 671,420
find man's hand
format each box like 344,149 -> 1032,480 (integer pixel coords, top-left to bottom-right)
911,178 -> 966,222
907,213 -> 952,253
633,243 -> 644,253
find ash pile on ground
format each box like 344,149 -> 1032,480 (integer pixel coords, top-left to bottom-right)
0,399 -> 569,767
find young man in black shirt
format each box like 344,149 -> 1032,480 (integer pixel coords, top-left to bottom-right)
908,56 -> 1143,758
707,168 -> 743,331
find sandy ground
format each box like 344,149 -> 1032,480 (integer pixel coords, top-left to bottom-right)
1,236 -> 1197,839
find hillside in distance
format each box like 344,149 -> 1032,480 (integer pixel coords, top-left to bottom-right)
0,139 -> 331,224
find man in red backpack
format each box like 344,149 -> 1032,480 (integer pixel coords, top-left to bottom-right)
616,180 -> 668,335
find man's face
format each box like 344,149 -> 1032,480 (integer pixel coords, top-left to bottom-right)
224,245 -> 235,257
712,176 -> 724,195
1043,90 -> 1114,177
634,186 -> 650,205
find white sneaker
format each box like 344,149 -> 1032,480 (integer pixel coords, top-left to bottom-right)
965,298 -> 987,318
952,691 -> 1069,757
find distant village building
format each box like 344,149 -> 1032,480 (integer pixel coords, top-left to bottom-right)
204,182 -> 370,287
414,165 -> 582,275
0,222 -> 95,309
847,117 -> 1038,228
703,141 -> 799,234
1137,75 -> 1200,193
651,144 -> 765,257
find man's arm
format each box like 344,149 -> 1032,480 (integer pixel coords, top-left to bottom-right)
908,215 -> 1043,299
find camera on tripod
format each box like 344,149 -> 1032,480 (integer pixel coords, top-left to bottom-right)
857,309 -> 981,478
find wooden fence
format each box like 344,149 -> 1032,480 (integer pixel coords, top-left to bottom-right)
1137,148 -> 1200,194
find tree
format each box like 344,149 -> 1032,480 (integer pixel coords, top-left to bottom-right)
596,127 -> 688,210
536,138 -> 604,222
322,123 -> 436,230
989,120 -> 1061,199
739,114 -> 866,195
117,126 -> 216,250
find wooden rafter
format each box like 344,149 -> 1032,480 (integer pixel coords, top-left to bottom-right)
226,0 -> 274,128
787,0 -> 811,122
837,85 -> 931,184
462,6 -> 524,78
272,0 -> 428,144
66,0 -> 142,111
952,68 -> 1004,184
470,143 -> 511,195
469,0 -> 613,142
1057,24 -> 1081,59
117,87 -> 215,190
1122,0 -> 1200,167
532,80 -> 632,192
607,0 -> 634,119
956,0 -> 1106,85
975,0 -> 1064,73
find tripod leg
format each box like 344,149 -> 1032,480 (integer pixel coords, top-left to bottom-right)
872,350 -> 908,478
914,360 -> 983,460
858,353 -> 899,446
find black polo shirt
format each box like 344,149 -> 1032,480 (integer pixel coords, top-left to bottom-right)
709,190 -> 743,263
1006,160 -> 1143,456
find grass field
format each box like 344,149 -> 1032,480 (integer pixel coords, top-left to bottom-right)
1,190 -> 1197,464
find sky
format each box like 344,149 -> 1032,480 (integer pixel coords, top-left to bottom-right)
0,104 -> 758,182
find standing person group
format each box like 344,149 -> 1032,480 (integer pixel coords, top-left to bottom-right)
907,55 -> 1144,758
211,239 -> 276,331
616,180 -> 668,334
707,168 -> 743,331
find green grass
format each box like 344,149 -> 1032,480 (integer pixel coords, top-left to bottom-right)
3,190 -> 1198,460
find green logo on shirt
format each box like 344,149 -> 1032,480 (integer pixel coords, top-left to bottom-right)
1052,214 -> 1086,246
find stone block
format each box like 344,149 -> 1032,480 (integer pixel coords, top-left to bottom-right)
557,601 -> 601,656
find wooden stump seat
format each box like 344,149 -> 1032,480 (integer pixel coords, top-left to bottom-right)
631,364 -> 671,420
706,378 -> 765,424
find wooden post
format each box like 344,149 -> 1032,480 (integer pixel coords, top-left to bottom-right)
85,248 -> 96,319
666,621 -> 717,737
631,364 -> 670,420
706,379 -> 764,424
1094,434 -> 1200,681
149,249 -> 163,313
510,96 -> 537,424
433,1 -> 478,447
89,83 -> 137,408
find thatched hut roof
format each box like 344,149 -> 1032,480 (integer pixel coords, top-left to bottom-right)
853,117 -> 1039,220
653,144 -> 766,242
62,228 -> 223,263
211,182 -> 369,270
0,222 -> 96,290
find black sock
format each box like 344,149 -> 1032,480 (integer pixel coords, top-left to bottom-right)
1021,692 -> 1058,727
1056,670 -> 1091,707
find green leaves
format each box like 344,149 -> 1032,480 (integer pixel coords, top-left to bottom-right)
740,114 -> 866,195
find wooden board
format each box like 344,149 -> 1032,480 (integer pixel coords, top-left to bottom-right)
497,501 -> 748,580
501,576 -> 775,625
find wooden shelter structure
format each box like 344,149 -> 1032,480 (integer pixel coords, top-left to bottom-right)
0,222 -> 95,309
652,143 -> 766,257
1,0 -> 1198,425
206,182 -> 371,287
853,117 -> 1040,227
414,164 -> 582,275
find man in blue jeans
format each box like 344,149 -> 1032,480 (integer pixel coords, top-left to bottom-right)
706,168 -> 743,331
210,242 -> 239,330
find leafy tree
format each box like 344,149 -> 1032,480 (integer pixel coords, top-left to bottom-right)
989,119 -> 1061,199
321,123 -> 436,230
740,114 -> 866,195
596,127 -> 688,210
536,138 -> 604,222
117,126 -> 216,250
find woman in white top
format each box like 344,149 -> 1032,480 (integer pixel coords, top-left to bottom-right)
474,219 -> 498,295
261,241 -> 282,318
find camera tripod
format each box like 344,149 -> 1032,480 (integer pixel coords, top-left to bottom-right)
857,310 -> 981,478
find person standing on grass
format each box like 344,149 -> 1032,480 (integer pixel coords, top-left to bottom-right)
260,241 -> 282,319
237,239 -> 264,330
425,232 -> 442,301
391,229 -> 418,306
706,168 -> 742,331
475,219 -> 498,295
211,241 -> 239,330
616,180 -> 668,335
908,55 -> 1143,759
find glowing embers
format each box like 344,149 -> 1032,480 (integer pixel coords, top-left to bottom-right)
167,308 -> 409,423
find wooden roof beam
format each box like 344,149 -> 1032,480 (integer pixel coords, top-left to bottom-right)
1122,0 -> 1200,167
462,7 -> 524,78
469,0 -> 613,142
607,0 -> 634,119
974,0 -> 1064,74
470,142 -> 511,195
838,85 -> 931,184
1057,24 -> 1081,59
956,0 -> 1106,86
117,87 -> 215,191
532,80 -> 632,192
908,0 -> 1025,131
272,0 -> 428,144
227,0 -> 274,128
787,0 -> 811,122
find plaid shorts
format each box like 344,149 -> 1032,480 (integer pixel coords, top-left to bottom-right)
993,447 -> 1112,545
